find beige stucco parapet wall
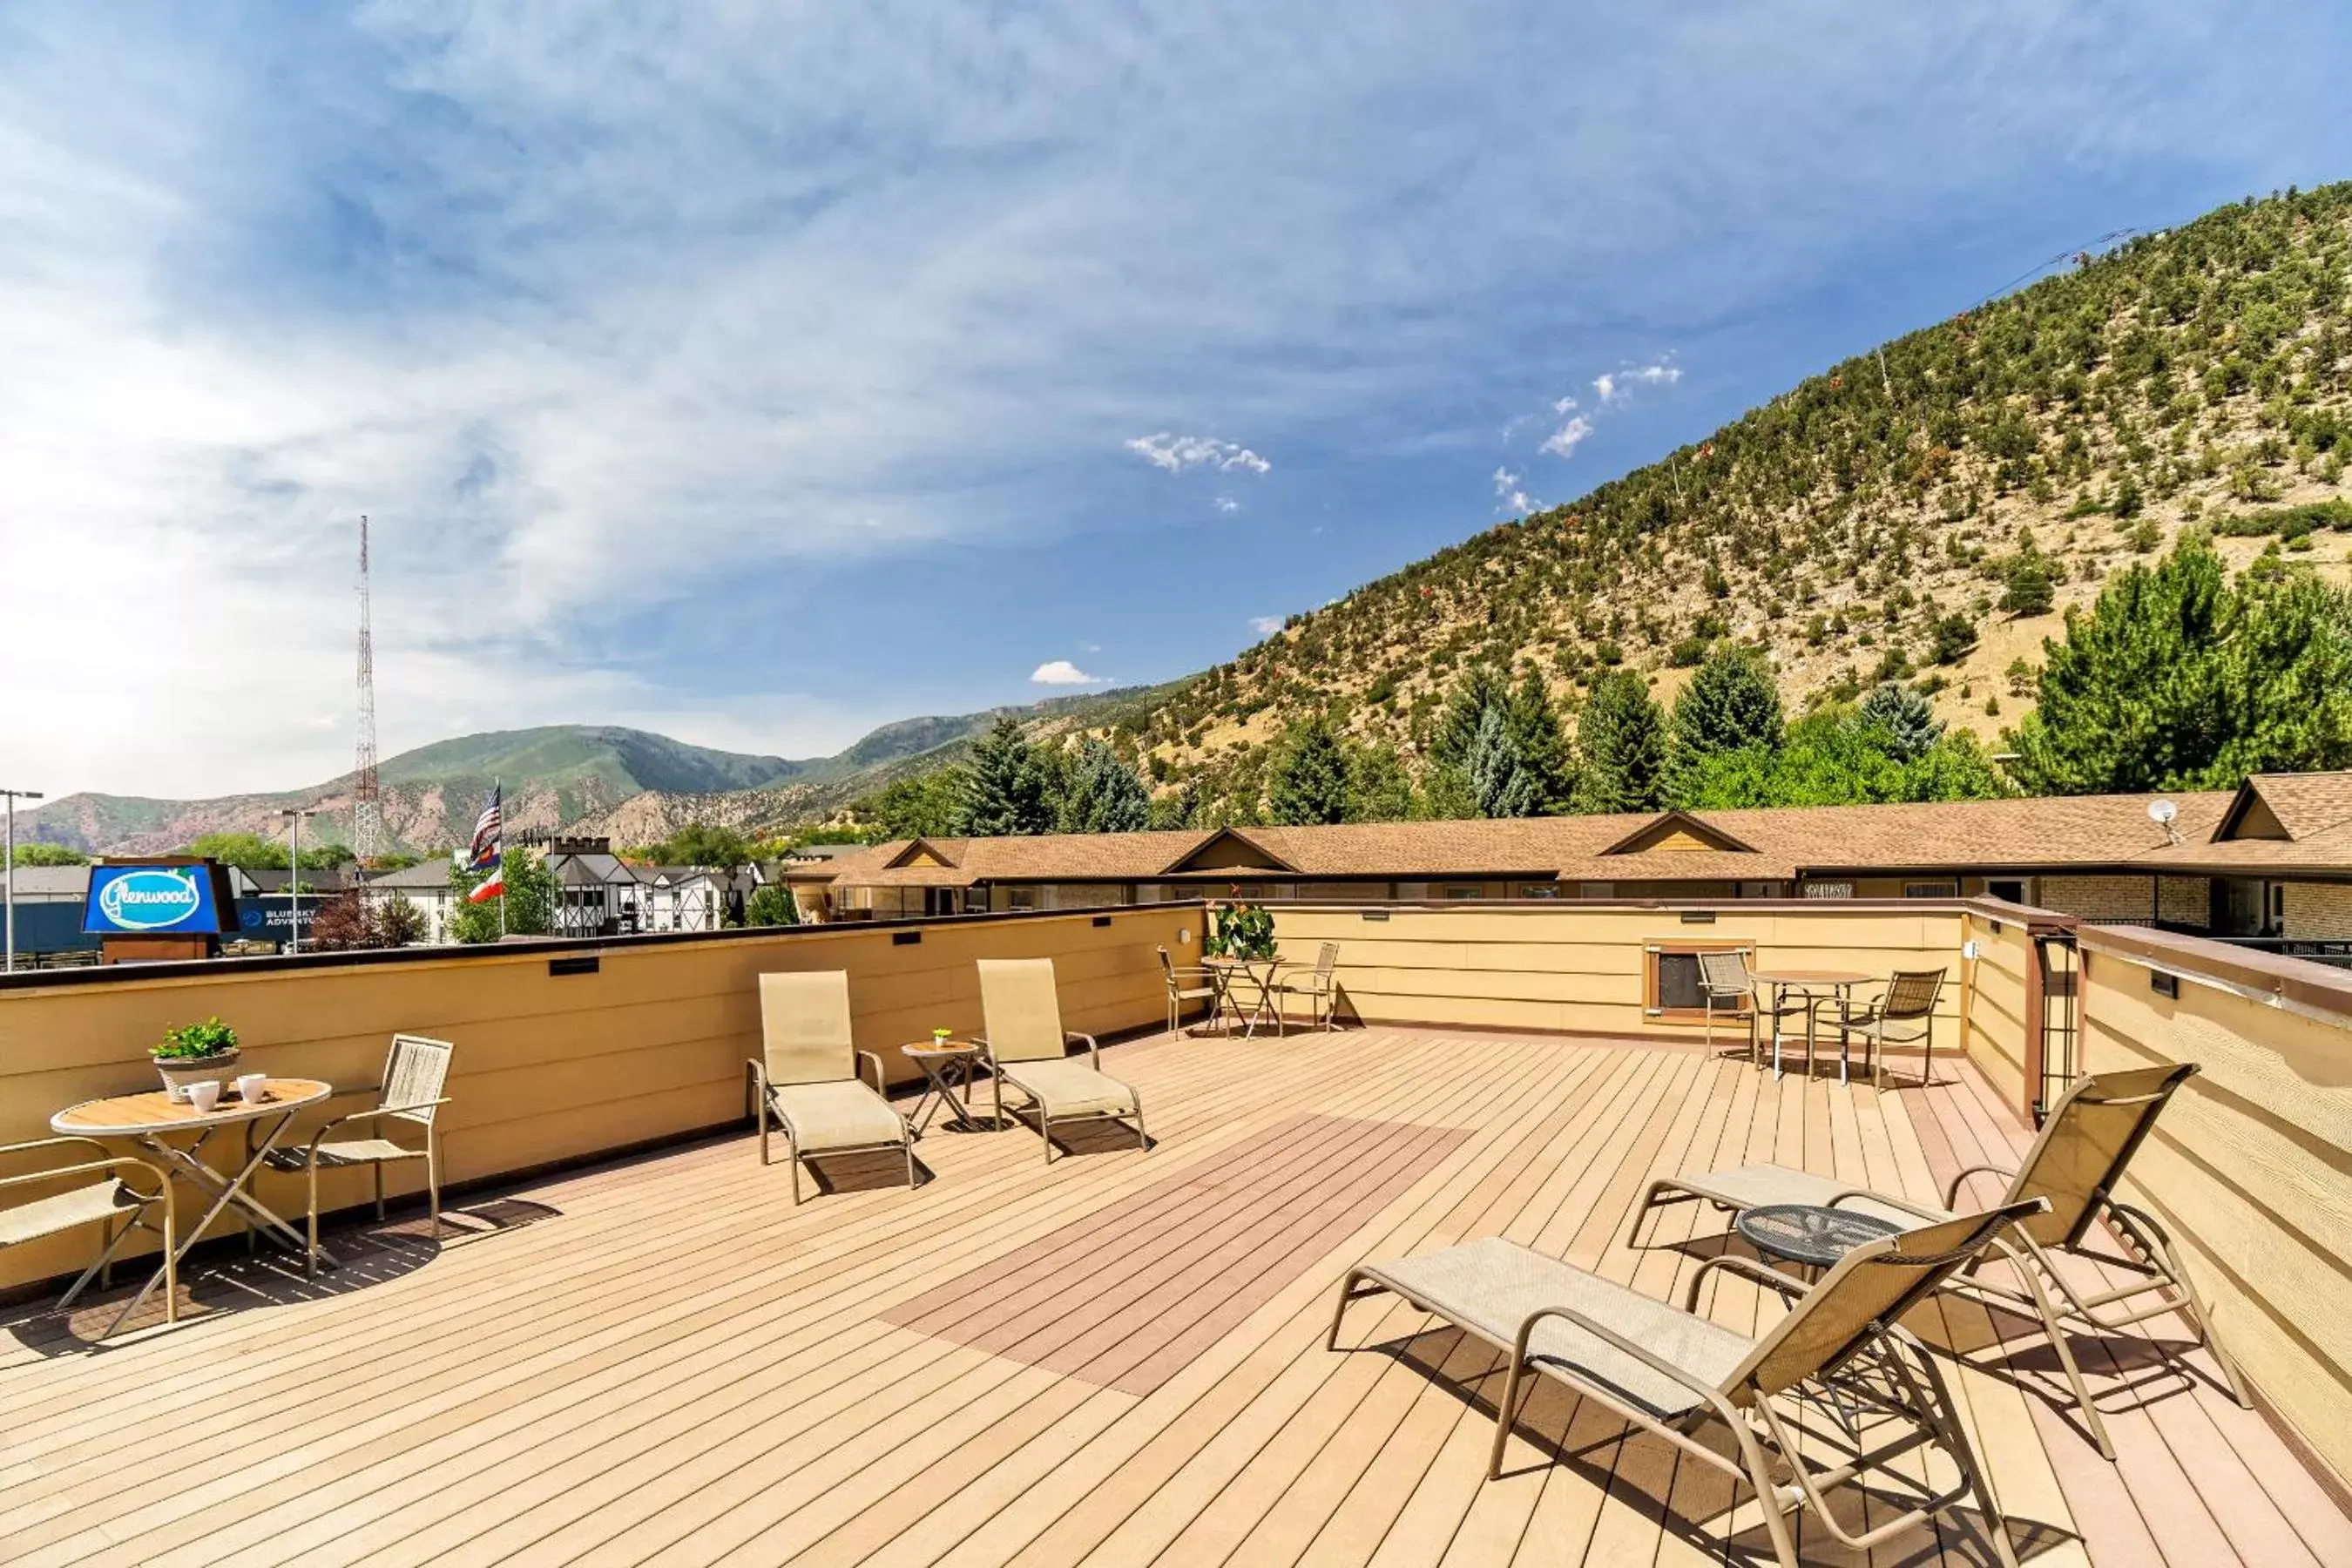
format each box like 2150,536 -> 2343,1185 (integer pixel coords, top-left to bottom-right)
0,904 -> 1198,1295
2075,923 -> 2352,1492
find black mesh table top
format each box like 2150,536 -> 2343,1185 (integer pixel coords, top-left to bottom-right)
1735,1203 -> 1906,1268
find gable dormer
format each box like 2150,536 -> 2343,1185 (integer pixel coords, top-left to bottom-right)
886,837 -> 961,870
1159,827 -> 1299,875
1597,811 -> 1759,857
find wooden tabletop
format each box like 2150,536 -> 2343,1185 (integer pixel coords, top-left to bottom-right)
51,1078 -> 334,1138
1748,969 -> 1873,985
902,1040 -> 982,1058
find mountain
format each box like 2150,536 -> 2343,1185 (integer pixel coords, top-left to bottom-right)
1092,183 -> 2352,811
17,689 -> 1175,856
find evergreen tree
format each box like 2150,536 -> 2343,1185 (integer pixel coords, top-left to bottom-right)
1679,710 -> 2010,808
1857,681 -> 1943,760
1057,739 -> 1152,833
1267,713 -> 1353,825
1147,781 -> 1200,830
1429,665 -> 1511,773
745,883 -> 801,926
1467,706 -> 1544,817
1343,743 -> 1419,823
959,718 -> 1054,835
865,767 -> 965,838
1572,671 -> 1668,814
1504,669 -> 1575,812
1668,647 -> 1783,801
2000,543 -> 2059,616
2008,537 -> 2352,793
1418,763 -> 1478,821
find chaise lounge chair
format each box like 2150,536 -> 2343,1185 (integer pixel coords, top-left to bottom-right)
748,970 -> 916,1203
1627,1062 -> 2247,1458
977,957 -> 1147,1163
1330,1198 -> 2048,1568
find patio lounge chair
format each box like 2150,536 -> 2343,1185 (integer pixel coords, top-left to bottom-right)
1157,945 -> 1218,1035
1329,1198 -> 2048,1568
1627,1062 -> 2247,1458
265,1033 -> 453,1277
747,970 -> 915,1203
0,1139 -> 178,1339
977,957 -> 1147,1163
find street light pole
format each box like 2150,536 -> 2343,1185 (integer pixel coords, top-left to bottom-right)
278,808 -> 316,955
2,787 -> 44,975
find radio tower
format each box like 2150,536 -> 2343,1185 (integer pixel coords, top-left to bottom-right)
352,514 -> 382,863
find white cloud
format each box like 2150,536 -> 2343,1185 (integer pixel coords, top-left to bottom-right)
1540,414 -> 1595,458
1249,615 -> 1287,636
1491,466 -> 1535,512
1214,495 -> 1241,513
1593,360 -> 1681,404
1551,395 -> 1579,414
1031,659 -> 1107,686
1125,434 -> 1272,474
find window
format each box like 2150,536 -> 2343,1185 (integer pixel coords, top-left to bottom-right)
1516,883 -> 1562,899
1988,879 -> 2025,903
1645,941 -> 1753,1020
1579,882 -> 1615,898
1903,881 -> 1959,899
1801,881 -> 1855,899
1004,888 -> 1038,912
1441,885 -> 1484,901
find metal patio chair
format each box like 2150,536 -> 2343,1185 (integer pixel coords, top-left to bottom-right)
1629,1063 -> 2247,1459
1330,1198 -> 2048,1568
0,1138 -> 178,1339
747,970 -> 915,1204
977,957 -> 1147,1163
266,1033 -> 453,1276
1157,945 -> 1218,1036
1817,967 -> 1945,1086
1270,942 -> 1342,1034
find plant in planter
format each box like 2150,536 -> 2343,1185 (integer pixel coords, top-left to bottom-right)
152,1017 -> 241,1102
1206,902 -> 1276,962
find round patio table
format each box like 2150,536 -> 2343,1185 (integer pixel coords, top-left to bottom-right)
1747,969 -> 1871,1079
1736,1202 -> 1906,1272
52,1078 -> 335,1319
1202,956 -> 1287,1038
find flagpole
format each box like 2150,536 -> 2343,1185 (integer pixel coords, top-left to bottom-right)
497,776 -> 507,939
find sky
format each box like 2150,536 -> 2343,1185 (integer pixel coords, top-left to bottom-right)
4,3 -> 2352,799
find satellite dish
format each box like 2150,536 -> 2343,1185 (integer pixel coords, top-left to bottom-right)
2148,799 -> 2178,825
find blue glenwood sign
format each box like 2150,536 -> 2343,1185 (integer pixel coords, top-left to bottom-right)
82,863 -> 237,937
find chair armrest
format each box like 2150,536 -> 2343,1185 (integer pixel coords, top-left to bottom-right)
1824,1187 -> 1947,1221
855,1051 -> 888,1097
1684,1253 -> 1808,1312
1,1135 -> 117,1161
1941,1164 -> 2017,1209
0,1152 -> 173,1203
332,1098 -> 452,1122
1066,1031 -> 1100,1069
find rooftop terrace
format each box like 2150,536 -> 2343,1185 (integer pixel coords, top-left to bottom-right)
0,900 -> 2346,1566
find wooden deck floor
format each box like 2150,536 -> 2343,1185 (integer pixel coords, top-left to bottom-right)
1,1027 -> 2344,1568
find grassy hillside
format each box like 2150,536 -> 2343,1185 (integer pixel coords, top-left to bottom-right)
1098,184 -> 2352,809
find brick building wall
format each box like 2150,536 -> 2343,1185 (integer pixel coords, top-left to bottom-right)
2284,882 -> 2352,939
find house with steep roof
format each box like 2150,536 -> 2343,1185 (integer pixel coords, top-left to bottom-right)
796,771 -> 2352,947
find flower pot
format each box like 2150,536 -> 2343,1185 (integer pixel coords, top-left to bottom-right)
155,1049 -> 241,1103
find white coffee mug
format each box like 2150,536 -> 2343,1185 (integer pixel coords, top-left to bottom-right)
186,1080 -> 223,1114
235,1073 -> 268,1104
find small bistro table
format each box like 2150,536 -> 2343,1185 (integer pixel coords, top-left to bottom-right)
900,1042 -> 991,1135
1735,1202 -> 1908,1273
51,1078 -> 335,1321
1746,968 -> 1872,1079
1202,956 -> 1287,1039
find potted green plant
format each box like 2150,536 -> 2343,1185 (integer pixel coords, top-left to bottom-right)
152,1017 -> 240,1102
1206,901 -> 1277,962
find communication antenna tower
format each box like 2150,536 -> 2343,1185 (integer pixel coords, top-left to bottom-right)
352,514 -> 382,862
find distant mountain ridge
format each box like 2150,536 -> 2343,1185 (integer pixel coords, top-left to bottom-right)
18,686 -> 1171,856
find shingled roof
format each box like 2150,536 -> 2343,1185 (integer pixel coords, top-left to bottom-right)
803,782 -> 2331,889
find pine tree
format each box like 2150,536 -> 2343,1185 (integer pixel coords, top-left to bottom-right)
1858,681 -> 1943,760
1504,669 -> 1575,812
1267,713 -> 1352,825
960,717 -> 1053,835
1668,647 -> 1783,801
1572,671 -> 1668,814
1057,739 -> 1151,833
1343,742 -> 1418,822
1467,706 -> 1544,817
2008,537 -> 2352,792
1429,665 -> 1510,773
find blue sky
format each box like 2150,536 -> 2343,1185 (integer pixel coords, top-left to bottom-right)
4,3 -> 2352,796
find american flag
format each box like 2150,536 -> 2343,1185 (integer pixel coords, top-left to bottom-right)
467,784 -> 503,873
